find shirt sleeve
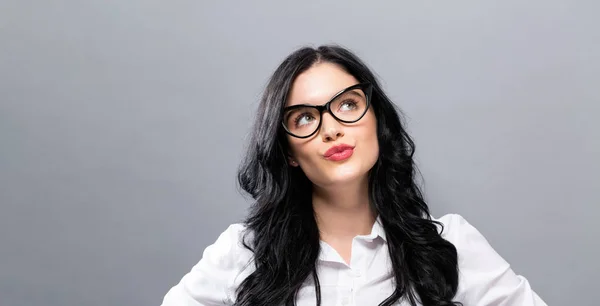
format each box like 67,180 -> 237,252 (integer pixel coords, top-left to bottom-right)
441,214 -> 548,306
160,224 -> 249,306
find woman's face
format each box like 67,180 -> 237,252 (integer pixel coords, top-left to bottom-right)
285,62 -> 379,188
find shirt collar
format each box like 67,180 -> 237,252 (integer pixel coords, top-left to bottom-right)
317,215 -> 387,262
365,215 -> 387,242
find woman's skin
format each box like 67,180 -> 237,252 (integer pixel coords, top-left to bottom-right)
285,62 -> 380,265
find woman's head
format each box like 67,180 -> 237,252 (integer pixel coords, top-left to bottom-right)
239,45 -> 411,199
236,45 -> 460,306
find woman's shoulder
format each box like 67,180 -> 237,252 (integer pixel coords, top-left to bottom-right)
191,222 -> 254,278
431,214 -> 548,305
432,213 -> 467,232
432,213 -> 481,245
432,214 -> 520,291
160,222 -> 254,306
215,222 -> 248,245
209,222 -> 254,263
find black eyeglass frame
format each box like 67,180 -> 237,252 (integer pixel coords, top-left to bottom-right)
281,82 -> 373,139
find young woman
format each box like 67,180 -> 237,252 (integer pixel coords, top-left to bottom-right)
161,45 -> 547,306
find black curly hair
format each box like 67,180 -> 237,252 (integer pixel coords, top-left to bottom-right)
235,45 -> 461,306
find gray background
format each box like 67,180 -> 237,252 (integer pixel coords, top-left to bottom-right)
1,1 -> 598,305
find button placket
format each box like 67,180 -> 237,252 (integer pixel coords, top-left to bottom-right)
340,286 -> 353,306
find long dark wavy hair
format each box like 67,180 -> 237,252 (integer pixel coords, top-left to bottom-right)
235,45 -> 461,306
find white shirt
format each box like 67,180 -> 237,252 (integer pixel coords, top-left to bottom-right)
161,214 -> 547,306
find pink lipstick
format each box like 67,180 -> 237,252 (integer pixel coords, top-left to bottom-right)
324,144 -> 354,161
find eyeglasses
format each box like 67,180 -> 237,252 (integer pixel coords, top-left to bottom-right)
282,82 -> 373,138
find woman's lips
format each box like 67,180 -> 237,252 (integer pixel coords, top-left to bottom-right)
324,144 -> 355,161
324,147 -> 354,161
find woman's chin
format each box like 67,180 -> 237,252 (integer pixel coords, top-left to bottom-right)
322,167 -> 368,185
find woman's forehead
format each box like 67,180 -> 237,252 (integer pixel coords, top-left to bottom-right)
286,62 -> 359,107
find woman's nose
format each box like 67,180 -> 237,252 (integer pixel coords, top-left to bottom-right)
319,112 -> 344,142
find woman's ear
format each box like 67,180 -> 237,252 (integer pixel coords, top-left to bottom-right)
287,155 -> 299,167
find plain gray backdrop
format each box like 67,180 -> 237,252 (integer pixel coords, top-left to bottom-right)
1,1 -> 598,305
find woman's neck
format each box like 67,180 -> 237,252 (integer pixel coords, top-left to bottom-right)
311,177 -> 376,241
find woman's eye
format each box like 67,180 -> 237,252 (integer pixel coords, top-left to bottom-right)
339,100 -> 358,111
295,113 -> 315,126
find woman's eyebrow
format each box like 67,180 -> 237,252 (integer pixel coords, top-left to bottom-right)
344,90 -> 364,98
